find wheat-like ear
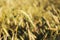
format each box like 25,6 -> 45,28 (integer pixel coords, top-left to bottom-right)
20,10 -> 36,28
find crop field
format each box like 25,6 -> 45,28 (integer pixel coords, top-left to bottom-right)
0,0 -> 60,40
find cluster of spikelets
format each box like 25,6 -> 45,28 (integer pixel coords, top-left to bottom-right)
0,0 -> 60,40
